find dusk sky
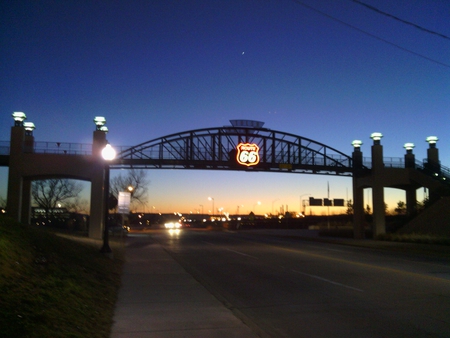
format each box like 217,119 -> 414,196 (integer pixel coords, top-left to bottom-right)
1,0 -> 449,215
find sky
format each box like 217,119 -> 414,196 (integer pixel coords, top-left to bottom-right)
1,0 -> 449,215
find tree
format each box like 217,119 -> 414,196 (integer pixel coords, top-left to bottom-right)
32,179 -> 83,215
110,169 -> 150,210
346,199 -> 353,215
394,201 -> 406,215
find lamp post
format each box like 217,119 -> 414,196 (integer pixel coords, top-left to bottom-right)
100,143 -> 116,254
272,199 -> 279,215
208,197 -> 214,217
253,201 -> 261,215
299,194 -> 310,215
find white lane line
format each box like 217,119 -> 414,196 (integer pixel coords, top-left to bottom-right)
226,248 -> 259,259
292,270 -> 364,292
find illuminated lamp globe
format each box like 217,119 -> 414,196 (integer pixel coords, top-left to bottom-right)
352,140 -> 362,148
12,112 -> 27,125
404,143 -> 414,151
426,136 -> 438,144
94,116 -> 107,130
102,144 -> 116,161
23,121 -> 36,132
370,132 -> 383,141
100,126 -> 108,132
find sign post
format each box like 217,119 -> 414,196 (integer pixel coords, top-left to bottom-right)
118,191 -> 131,231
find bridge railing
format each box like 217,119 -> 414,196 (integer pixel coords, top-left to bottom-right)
362,156 -> 406,168
33,142 -> 93,155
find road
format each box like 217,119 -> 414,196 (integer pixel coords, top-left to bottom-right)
150,229 -> 450,337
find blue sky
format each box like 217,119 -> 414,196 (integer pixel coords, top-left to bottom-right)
1,0 -> 449,215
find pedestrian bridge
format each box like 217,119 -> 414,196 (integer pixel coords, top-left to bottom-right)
3,117 -> 449,240
113,121 -> 355,175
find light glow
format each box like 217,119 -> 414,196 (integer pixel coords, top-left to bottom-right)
352,140 -> 362,148
403,143 -> 414,151
101,144 -> 116,160
370,132 -> 383,141
426,136 -> 438,144
23,121 -> 36,132
12,112 -> 27,123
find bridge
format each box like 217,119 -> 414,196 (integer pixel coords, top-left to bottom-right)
2,116 -> 449,240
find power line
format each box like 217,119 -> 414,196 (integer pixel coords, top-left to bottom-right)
290,0 -> 450,68
351,0 -> 450,41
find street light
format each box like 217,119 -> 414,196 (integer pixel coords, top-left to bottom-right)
208,197 -> 214,217
100,143 -> 116,254
253,201 -> 261,214
272,199 -> 279,215
299,194 -> 310,215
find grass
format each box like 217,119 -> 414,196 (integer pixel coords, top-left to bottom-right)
0,216 -> 124,338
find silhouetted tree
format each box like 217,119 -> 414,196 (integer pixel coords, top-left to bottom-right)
346,199 -> 353,215
32,179 -> 83,216
394,201 -> 406,215
110,169 -> 150,210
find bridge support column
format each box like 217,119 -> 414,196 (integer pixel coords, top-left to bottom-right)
371,133 -> 385,237
404,144 -> 417,217
351,140 -> 365,238
7,125 -> 26,222
425,137 -> 440,203
21,179 -> 32,225
88,130 -> 108,239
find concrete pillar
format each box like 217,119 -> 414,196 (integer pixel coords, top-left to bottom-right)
88,130 -> 107,239
425,136 -> 440,203
7,125 -> 26,222
21,179 -> 32,224
351,140 -> 365,239
404,143 -> 417,216
426,136 -> 440,172
371,133 -> 385,237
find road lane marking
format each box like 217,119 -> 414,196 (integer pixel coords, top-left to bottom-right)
226,248 -> 259,259
292,269 -> 364,292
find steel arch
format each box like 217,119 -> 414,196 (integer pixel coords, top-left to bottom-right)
112,126 -> 354,176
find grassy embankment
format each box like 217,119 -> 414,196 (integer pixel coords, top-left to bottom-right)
0,216 -> 124,338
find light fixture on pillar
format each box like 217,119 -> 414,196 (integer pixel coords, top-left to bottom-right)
370,132 -> 383,145
426,136 -> 438,148
12,112 -> 27,126
100,142 -> 116,254
352,140 -> 362,150
23,122 -> 36,135
404,143 -> 414,152
94,116 -> 107,131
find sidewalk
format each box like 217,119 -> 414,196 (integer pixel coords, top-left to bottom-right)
110,233 -> 259,338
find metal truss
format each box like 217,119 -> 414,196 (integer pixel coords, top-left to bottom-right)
113,126 -> 354,176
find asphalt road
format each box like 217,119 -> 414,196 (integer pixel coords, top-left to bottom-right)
151,229 -> 450,338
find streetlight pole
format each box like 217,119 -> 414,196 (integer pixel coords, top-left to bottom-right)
272,198 -> 279,215
299,194 -> 310,215
208,197 -> 214,218
100,142 -> 116,254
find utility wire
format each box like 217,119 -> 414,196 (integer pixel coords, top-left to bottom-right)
290,0 -> 450,68
351,0 -> 450,41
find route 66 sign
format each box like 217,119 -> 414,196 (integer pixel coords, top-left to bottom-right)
236,143 -> 260,166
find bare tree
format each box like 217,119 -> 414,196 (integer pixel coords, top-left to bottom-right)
32,179 -> 83,215
64,196 -> 89,214
110,169 -> 150,210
